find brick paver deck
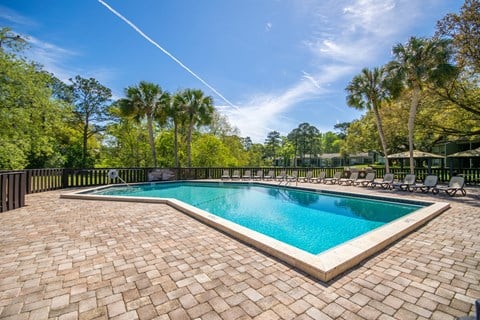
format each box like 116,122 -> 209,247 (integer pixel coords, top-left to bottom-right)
0,183 -> 479,319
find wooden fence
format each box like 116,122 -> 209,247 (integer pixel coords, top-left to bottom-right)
1,166 -> 479,213
24,168 -> 149,193
0,172 -> 26,213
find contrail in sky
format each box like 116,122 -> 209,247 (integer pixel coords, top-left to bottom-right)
98,0 -> 238,110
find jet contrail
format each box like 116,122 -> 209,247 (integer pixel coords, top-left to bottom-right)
98,0 -> 238,110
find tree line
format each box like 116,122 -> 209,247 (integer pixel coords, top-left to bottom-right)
1,0 -> 478,170
0,28 -> 346,170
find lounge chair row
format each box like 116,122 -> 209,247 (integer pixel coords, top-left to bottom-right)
220,170 -> 467,197
370,173 -> 466,196
221,170 -> 376,186
316,171 -> 377,187
221,170 -> 298,182
298,171 -> 377,186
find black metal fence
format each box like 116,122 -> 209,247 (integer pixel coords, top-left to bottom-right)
1,166 -> 479,213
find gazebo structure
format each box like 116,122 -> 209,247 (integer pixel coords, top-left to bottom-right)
387,150 -> 445,173
447,146 -> 480,169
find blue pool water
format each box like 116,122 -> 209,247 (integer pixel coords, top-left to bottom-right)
89,182 -> 423,254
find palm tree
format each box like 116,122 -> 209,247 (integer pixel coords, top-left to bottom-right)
388,37 -> 456,173
176,89 -> 214,167
169,92 -> 186,168
118,81 -> 169,167
346,67 -> 391,173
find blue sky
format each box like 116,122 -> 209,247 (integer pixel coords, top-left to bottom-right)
1,0 -> 461,142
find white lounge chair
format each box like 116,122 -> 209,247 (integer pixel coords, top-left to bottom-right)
221,170 -> 230,180
276,170 -> 287,181
393,174 -> 416,191
287,171 -> 298,182
253,170 -> 263,180
312,171 -> 326,183
242,170 -> 252,180
410,175 -> 438,193
371,173 -> 395,189
354,172 -> 376,187
324,172 -> 342,184
298,171 -> 313,182
264,170 -> 274,180
231,170 -> 241,180
433,176 -> 466,196
338,171 -> 359,186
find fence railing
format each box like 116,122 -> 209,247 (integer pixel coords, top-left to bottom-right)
1,166 -> 479,213
25,168 -> 150,193
0,172 -> 26,213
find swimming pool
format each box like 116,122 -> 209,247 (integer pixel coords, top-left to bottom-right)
63,181 -> 450,281
89,182 -> 422,254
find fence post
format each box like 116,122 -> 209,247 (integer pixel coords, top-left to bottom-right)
19,172 -> 26,207
61,169 -> 69,188
0,174 -> 6,212
144,168 -> 149,182
25,170 -> 31,194
0,172 -> 26,212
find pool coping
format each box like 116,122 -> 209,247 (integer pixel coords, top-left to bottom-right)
60,181 -> 450,282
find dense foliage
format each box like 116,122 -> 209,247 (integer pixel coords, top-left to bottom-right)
1,2 -> 479,169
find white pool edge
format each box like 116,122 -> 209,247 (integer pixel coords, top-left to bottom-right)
60,183 -> 450,282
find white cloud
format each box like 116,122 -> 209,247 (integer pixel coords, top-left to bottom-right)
23,36 -> 118,95
221,64 -> 353,142
1,6 -> 118,92
304,37 -> 382,65
220,0 -> 431,141
27,36 -> 79,82
342,0 -> 397,36
305,0 -> 419,66
219,83 -> 317,142
0,5 -> 37,26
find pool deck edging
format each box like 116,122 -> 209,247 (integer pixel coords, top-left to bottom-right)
61,183 -> 450,282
